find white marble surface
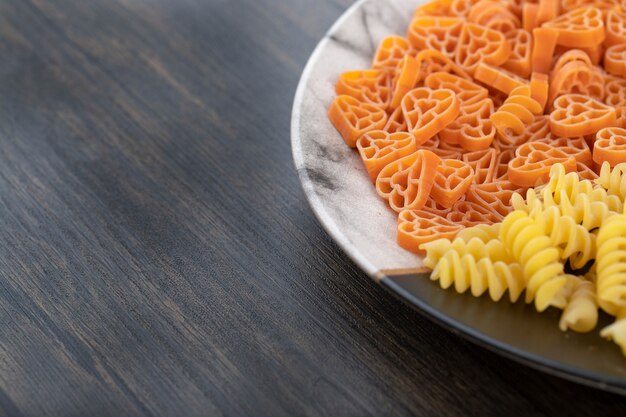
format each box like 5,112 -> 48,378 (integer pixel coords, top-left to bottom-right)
292,0 -> 424,277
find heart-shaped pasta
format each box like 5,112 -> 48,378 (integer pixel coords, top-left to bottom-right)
401,87 -> 460,144
414,48 -> 471,81
372,35 -> 415,75
535,135 -> 593,167
376,149 -> 442,212
430,159 -> 475,208
408,16 -> 464,58
466,180 -> 526,217
454,23 -> 511,74
424,72 -> 488,106
429,137 -> 465,160
594,127 -> 626,166
447,200 -> 504,224
328,95 -> 388,147
508,141 -> 578,187
440,98 -> 495,151
384,107 -> 408,133
462,148 -> 498,184
335,70 -> 391,111
542,6 -> 605,48
494,149 -> 515,181
467,0 -> 521,34
357,131 -> 418,183
397,209 -> 464,253
549,93 -> 616,138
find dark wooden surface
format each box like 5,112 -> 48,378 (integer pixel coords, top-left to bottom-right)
1,0 -> 626,416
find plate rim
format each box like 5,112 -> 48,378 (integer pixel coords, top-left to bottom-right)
290,0 -> 626,396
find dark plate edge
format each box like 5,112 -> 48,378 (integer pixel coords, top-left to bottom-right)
382,274 -> 626,396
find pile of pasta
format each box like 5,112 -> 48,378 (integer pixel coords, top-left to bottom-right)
423,162 -> 626,354
327,0 -> 626,354
328,0 -> 626,252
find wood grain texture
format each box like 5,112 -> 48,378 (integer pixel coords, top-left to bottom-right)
0,0 -> 625,416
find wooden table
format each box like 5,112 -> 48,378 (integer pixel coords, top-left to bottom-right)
2,0 -> 626,415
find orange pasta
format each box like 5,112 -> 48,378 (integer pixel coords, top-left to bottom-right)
440,98 -> 496,150
407,17 -> 464,57
463,148 -> 499,184
508,141 -> 578,186
414,49 -> 472,81
542,6 -> 605,48
384,107 -> 408,133
548,61 -> 605,104
389,56 -> 421,110
430,159 -> 475,208
424,72 -> 488,106
376,150 -> 442,212
372,36 -> 414,75
503,29 -> 533,78
397,209 -> 463,253
466,180 -> 526,217
455,23 -> 511,74
474,63 -> 527,95
530,72 -> 549,111
328,1 -> 626,262
328,95 -> 387,147
356,131 -> 417,182
550,93 -> 616,137
605,8 -> 626,47
593,127 -> 626,166
531,27 -> 559,74
604,44 -> 626,77
336,70 -> 391,110
401,87 -> 460,144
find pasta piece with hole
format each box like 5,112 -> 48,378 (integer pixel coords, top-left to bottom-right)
550,93 -> 616,137
328,95 -> 388,147
356,131 -> 418,182
336,70 -> 391,111
401,87 -> 460,144
376,150 -> 442,212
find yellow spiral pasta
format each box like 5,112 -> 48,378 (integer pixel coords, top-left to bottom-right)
417,163 -> 626,357
597,162 -> 626,202
601,309 -> 626,356
559,277 -> 598,333
499,210 -> 566,311
541,164 -> 594,207
421,236 -> 511,269
530,205 -> 596,269
596,215 -> 626,316
558,190 -> 620,231
424,237 -> 524,302
456,223 -> 501,243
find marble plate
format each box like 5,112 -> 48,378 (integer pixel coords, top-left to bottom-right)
291,0 -> 626,394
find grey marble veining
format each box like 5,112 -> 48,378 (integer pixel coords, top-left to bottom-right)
292,0 -> 422,275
